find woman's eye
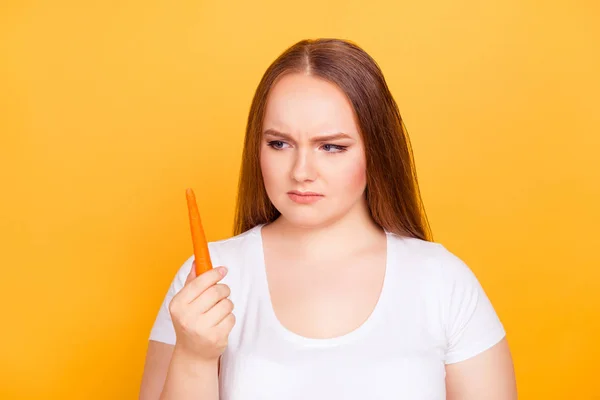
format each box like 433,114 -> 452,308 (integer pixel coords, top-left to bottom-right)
267,141 -> 347,153
322,144 -> 347,153
267,141 -> 287,150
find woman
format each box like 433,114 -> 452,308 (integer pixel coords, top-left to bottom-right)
140,38 -> 517,400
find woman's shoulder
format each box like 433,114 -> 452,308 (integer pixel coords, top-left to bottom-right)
206,224 -> 262,266
389,233 -> 480,286
389,234 -> 506,360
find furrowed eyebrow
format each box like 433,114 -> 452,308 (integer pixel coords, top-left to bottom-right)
263,129 -> 353,143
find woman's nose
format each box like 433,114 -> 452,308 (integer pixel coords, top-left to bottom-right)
290,149 -> 317,182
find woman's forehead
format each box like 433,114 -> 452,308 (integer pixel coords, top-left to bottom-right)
263,73 -> 360,140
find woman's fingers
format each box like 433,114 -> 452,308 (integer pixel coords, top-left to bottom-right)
185,261 -> 197,286
178,265 -> 227,304
188,283 -> 231,315
214,312 -> 236,337
202,297 -> 235,326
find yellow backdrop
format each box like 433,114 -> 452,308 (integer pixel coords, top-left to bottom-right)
1,0 -> 598,398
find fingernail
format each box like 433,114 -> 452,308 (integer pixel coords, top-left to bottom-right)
219,267 -> 228,277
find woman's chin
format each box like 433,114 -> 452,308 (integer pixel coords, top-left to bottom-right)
276,209 -> 339,230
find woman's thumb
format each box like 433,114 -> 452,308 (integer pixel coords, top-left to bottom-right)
185,261 -> 197,284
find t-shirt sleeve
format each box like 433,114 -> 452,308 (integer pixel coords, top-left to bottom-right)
148,242 -> 220,345
438,245 -> 506,364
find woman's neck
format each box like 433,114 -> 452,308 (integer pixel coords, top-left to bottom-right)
263,203 -> 385,263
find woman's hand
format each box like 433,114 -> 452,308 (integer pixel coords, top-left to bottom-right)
168,263 -> 236,362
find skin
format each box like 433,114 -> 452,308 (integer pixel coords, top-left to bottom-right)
259,72 -> 518,398
139,71 -> 517,400
260,72 -> 388,339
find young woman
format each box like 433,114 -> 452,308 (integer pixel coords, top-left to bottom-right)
139,38 -> 517,400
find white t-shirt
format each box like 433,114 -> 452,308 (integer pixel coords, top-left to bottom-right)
149,223 -> 506,400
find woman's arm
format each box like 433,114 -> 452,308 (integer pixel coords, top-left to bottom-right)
139,340 -> 174,400
139,339 -> 220,400
445,337 -> 517,400
158,346 -> 219,400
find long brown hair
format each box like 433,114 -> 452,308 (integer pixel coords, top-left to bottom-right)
232,38 -> 432,241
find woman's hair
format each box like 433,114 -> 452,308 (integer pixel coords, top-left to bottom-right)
232,38 -> 432,241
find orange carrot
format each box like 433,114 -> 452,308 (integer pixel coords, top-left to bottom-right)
186,188 -> 213,275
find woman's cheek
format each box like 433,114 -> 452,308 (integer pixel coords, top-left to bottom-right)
260,152 -> 282,192
338,156 -> 367,195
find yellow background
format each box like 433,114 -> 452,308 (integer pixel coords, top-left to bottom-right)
1,0 -> 598,398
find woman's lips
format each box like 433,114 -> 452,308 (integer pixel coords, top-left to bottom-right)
287,192 -> 324,204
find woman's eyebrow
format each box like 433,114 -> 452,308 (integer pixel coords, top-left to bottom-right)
263,129 -> 354,142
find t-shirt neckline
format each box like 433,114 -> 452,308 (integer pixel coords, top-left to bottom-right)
250,223 -> 395,347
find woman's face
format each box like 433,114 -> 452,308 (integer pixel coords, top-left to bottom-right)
260,73 -> 368,228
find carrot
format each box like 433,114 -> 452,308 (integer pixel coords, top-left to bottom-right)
185,188 -> 213,275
